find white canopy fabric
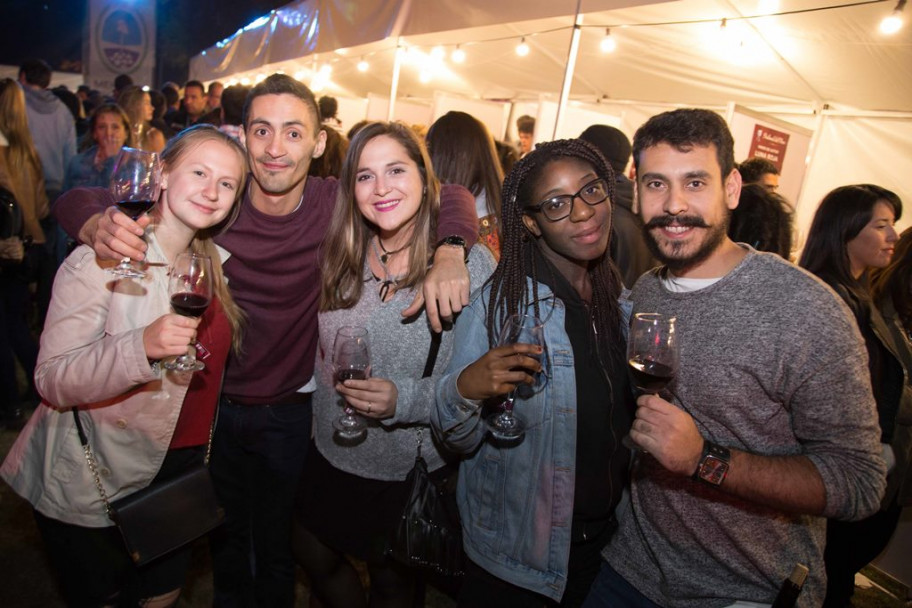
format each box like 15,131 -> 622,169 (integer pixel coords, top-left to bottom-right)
191,0 -> 912,113
190,0 -> 912,235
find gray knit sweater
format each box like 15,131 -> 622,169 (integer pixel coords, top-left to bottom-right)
603,248 -> 886,608
313,246 -> 496,481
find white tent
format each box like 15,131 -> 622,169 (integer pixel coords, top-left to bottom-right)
190,0 -> 912,236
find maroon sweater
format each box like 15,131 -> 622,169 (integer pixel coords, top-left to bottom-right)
54,178 -> 478,403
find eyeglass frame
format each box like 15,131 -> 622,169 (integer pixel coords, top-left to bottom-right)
523,177 -> 611,222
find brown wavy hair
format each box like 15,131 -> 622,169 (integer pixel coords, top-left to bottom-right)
320,121 -> 440,311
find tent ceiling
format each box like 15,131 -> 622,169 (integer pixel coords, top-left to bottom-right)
191,0 -> 912,113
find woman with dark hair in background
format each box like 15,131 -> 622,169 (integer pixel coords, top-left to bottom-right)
119,85 -> 166,153
426,111 -> 504,259
799,184 -> 911,607
0,78 -> 48,427
728,183 -> 793,259
307,127 -> 348,179
64,103 -> 133,191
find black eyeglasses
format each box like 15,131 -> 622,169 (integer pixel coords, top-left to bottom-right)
524,178 -> 610,222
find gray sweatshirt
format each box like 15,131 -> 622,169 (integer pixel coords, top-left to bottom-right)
603,248 -> 886,608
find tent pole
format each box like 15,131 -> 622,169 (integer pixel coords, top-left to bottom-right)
388,37 -> 403,121
553,1 -> 584,139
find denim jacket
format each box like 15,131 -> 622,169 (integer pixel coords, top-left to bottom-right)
432,279 -> 631,601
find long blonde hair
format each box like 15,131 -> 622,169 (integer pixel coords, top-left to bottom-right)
119,86 -> 153,147
0,78 -> 43,185
320,121 -> 440,311
160,125 -> 248,351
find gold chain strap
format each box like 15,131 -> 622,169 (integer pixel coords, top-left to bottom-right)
80,441 -> 115,520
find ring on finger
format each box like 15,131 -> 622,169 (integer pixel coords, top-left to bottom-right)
367,402 -> 373,414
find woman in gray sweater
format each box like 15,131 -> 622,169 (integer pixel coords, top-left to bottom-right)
293,121 -> 495,607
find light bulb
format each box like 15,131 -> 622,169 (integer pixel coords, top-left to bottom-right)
880,12 -> 903,34
452,46 -> 466,63
600,29 -> 617,53
357,59 -> 369,72
516,38 -> 530,57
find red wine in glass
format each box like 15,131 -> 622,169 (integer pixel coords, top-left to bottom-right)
107,148 -> 161,279
116,199 -> 155,220
170,293 -> 211,318
628,356 -> 675,393
331,327 -> 371,440
164,253 -> 213,373
624,313 -> 679,450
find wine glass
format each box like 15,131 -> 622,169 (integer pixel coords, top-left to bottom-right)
486,313 -> 548,443
331,326 -> 371,440
164,253 -> 213,372
624,312 -> 679,449
107,147 -> 161,278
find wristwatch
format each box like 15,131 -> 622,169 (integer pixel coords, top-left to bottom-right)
436,235 -> 468,261
692,440 -> 731,486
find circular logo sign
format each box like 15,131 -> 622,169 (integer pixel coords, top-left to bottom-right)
94,6 -> 148,73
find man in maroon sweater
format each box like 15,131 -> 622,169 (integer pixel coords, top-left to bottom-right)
54,75 -> 478,607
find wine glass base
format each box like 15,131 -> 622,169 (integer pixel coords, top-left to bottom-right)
333,416 -> 367,440
486,412 -> 525,443
107,266 -> 146,279
163,357 -> 205,372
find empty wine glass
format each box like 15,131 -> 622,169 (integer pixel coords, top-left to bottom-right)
486,313 -> 548,443
107,147 -> 161,279
624,312 -> 679,449
164,253 -> 213,372
331,326 -> 371,440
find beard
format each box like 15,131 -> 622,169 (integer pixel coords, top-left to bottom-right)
643,211 -> 731,275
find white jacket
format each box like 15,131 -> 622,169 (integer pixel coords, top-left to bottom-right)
1,231 -> 228,527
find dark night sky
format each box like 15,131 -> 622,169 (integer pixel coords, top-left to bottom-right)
0,0 -> 286,85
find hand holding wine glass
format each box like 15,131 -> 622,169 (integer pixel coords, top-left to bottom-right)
331,326 -> 371,440
486,313 -> 548,444
164,253 -> 213,372
107,147 -> 161,278
625,312 -> 679,449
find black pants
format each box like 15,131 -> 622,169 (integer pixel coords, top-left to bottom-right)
823,497 -> 903,608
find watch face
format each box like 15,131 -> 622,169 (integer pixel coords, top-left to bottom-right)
699,455 -> 729,485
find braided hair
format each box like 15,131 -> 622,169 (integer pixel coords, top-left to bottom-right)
484,138 -> 625,362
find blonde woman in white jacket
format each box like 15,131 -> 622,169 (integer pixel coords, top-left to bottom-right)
1,125 -> 247,608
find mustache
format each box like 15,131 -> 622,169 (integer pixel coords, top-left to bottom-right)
644,214 -> 710,229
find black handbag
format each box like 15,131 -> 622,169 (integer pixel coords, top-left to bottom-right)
72,409 -> 225,566
386,333 -> 465,577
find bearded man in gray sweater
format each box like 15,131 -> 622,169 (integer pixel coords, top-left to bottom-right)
583,109 -> 886,608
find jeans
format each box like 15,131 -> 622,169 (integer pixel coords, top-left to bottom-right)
582,561 -> 663,608
209,395 -> 312,607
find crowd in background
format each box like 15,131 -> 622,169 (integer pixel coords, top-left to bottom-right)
0,57 -> 909,608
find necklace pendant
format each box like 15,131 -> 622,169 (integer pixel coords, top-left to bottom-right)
380,253 -> 389,264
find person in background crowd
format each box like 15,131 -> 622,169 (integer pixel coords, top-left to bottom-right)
318,95 -> 343,133
0,78 -> 48,428
161,82 -> 181,116
584,109 -> 886,608
307,127 -> 347,179
434,138 -> 633,607
119,85 -> 166,153
64,104 -> 133,191
799,185 -> 911,608
17,58 -> 72,324
580,124 -> 656,287
207,81 -> 224,112
148,89 -> 172,140
51,86 -> 87,140
165,80 -> 209,133
1,125 -> 248,608
427,110 -> 504,258
295,120 -> 496,608
112,73 -> 133,101
217,84 -> 250,141
516,114 -> 535,158
53,73 -> 479,608
872,227 -> 912,339
728,182 -> 793,259
738,156 -> 780,193
495,140 -> 519,177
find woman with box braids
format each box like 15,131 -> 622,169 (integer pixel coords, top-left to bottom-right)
433,138 -> 635,606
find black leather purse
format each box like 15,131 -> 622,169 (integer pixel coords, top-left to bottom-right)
72,409 -> 225,566
386,333 -> 465,577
